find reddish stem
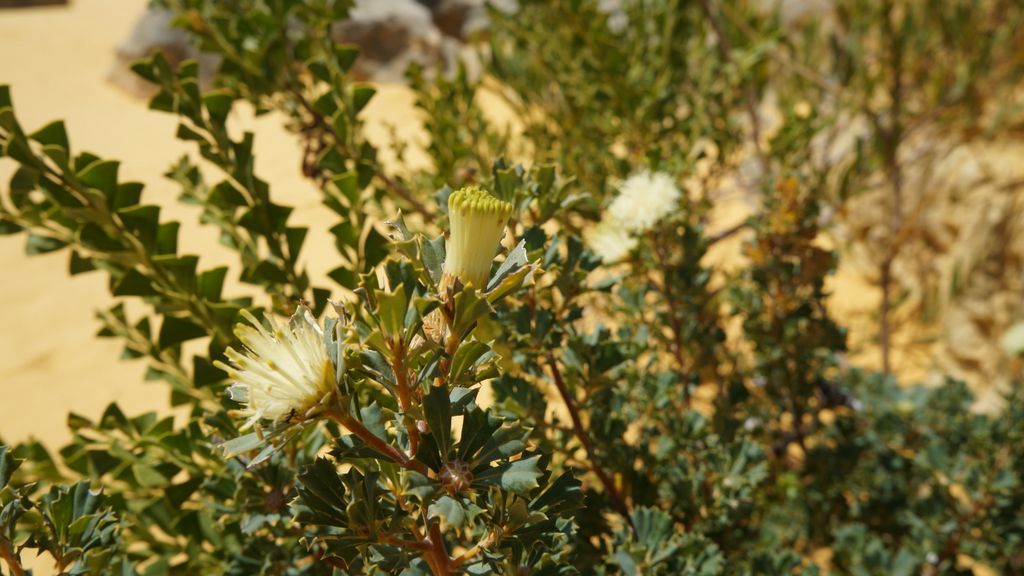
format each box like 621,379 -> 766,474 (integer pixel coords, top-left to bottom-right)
326,408 -> 429,475
546,356 -> 635,531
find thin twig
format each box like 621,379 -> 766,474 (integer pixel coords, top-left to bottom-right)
0,539 -> 26,576
289,87 -> 436,220
546,355 -> 635,531
379,534 -> 432,552
390,339 -> 422,457
707,220 -> 750,246
325,408 -> 429,475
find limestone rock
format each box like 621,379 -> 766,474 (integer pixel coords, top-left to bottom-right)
333,0 -> 443,82
108,7 -> 218,97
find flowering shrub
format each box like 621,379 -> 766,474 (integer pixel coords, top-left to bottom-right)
2,1 -> 1024,574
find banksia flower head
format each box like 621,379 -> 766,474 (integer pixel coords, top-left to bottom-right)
607,171 -> 681,233
583,218 -> 637,263
215,307 -> 335,430
443,186 -> 513,289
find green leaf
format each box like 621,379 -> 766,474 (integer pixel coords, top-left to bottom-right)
486,240 -> 528,292
118,204 -> 161,249
0,445 -> 21,487
477,455 -> 543,496
375,287 -> 407,338
158,315 -> 207,349
295,458 -> 348,527
78,223 -> 125,252
154,254 -> 198,291
428,495 -> 466,530
112,268 -> 158,296
285,226 -> 307,260
29,120 -> 69,150
335,44 -> 360,72
330,221 -> 359,249
113,181 -> 144,210
424,386 -> 452,457
155,221 -> 179,255
351,84 -> 376,114
209,180 -> 247,207
77,159 -> 120,198
449,341 -> 492,384
363,226 -> 389,269
329,266 -> 358,290
0,218 -> 23,236
9,166 -> 38,207
420,234 -> 446,285
202,90 -> 234,124
332,171 -> 360,207
197,266 -> 228,302
132,463 -> 168,488
221,433 -> 262,458
452,287 -> 493,337
26,233 -> 67,255
69,250 -> 96,276
193,355 -> 225,387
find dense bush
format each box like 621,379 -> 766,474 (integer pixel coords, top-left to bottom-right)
1,0 -> 1023,574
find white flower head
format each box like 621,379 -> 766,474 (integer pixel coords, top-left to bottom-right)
1000,321 -> 1024,357
607,171 -> 681,233
215,307 -> 335,429
584,219 -> 637,264
444,186 -> 513,289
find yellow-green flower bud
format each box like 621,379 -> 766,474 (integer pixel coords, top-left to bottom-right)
443,186 -> 513,289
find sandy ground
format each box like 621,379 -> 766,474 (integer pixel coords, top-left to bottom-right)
0,0 -> 432,448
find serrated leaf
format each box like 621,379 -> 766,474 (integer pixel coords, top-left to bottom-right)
428,495 -> 466,530
0,445 -> 21,487
476,455 -> 543,495
486,240 -> 528,292
421,234 -> 446,285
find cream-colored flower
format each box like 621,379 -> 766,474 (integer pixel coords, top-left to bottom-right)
584,219 -> 637,264
443,186 -> 513,289
607,171 -> 681,232
1000,321 -> 1024,357
215,307 -> 335,429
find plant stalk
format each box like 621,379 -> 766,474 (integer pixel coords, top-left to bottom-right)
325,407 -> 429,475
546,355 -> 635,531
0,539 -> 26,576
